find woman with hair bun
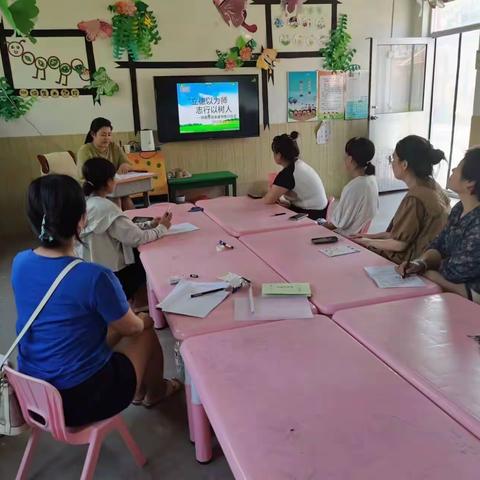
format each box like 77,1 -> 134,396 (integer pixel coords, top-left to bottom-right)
263,131 -> 328,219
323,137 -> 378,235
353,135 -> 450,264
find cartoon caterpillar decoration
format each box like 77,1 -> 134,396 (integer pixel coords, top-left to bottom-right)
7,40 -> 90,86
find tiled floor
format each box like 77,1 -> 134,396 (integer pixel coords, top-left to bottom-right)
0,192 -> 407,480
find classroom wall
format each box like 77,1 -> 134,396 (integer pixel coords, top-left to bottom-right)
0,0 -> 419,238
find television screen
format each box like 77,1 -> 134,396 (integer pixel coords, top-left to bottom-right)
154,74 -> 259,143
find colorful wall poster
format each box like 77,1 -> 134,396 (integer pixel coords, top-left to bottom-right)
318,71 -> 345,120
176,81 -> 240,134
287,71 -> 318,122
345,70 -> 369,120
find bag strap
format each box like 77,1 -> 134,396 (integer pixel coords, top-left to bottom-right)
1,258 -> 82,369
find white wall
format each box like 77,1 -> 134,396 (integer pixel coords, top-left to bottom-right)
0,0 -> 418,138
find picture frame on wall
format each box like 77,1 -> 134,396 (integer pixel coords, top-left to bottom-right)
287,71 -> 318,122
271,3 -> 332,53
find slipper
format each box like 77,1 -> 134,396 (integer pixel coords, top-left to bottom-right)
142,378 -> 183,408
131,397 -> 144,406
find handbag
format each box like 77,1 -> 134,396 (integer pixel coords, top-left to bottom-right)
0,259 -> 82,436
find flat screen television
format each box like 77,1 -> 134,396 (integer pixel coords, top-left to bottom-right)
154,74 -> 260,143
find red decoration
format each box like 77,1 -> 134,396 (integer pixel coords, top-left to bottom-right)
212,0 -> 257,33
77,19 -> 113,41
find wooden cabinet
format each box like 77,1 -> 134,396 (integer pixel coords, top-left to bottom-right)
127,151 -> 168,196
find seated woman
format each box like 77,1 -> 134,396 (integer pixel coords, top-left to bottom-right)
398,148 -> 480,303
77,117 -> 134,210
263,131 -> 328,220
78,157 -> 172,309
322,137 -> 378,236
12,174 -> 181,427
353,135 -> 450,264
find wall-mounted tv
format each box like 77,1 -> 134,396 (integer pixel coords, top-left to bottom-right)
154,74 -> 260,143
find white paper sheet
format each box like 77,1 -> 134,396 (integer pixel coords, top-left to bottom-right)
316,120 -> 331,145
115,172 -> 152,180
319,245 -> 360,257
364,266 -> 426,289
234,296 -> 313,322
158,280 -> 229,318
164,223 -> 199,236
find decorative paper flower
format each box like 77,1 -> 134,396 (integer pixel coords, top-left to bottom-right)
114,1 -> 137,16
225,59 -> 237,71
239,46 -> 252,61
215,36 -> 257,71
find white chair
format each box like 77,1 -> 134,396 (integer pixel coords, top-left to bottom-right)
37,151 -> 79,180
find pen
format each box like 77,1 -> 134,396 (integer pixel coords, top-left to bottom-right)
248,285 -> 255,314
191,287 -> 226,298
272,213 -> 286,216
402,251 -> 413,279
218,240 -> 234,249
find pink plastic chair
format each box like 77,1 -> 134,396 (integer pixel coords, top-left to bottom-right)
267,172 -> 277,187
5,366 -> 146,480
326,196 -> 335,222
359,220 -> 371,234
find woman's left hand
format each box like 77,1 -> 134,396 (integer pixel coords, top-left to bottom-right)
117,163 -> 132,174
351,236 -> 369,247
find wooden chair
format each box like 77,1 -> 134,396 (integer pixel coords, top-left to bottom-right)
37,151 -> 79,180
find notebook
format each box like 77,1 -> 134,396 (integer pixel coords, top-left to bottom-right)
364,266 -> 426,288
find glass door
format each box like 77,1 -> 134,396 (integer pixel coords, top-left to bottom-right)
369,38 -> 435,192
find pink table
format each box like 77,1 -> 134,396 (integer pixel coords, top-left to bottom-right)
181,317 -> 480,478
333,293 -> 480,440
139,227 -> 288,339
196,196 -> 314,237
241,225 -> 441,315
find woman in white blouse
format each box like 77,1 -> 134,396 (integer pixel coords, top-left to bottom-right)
323,137 -> 378,235
78,157 -> 172,308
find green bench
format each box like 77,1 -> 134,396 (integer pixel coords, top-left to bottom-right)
168,171 -> 238,202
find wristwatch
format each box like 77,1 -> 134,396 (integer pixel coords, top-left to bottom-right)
411,259 -> 428,272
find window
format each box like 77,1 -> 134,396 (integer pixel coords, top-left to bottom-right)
431,0 -> 480,33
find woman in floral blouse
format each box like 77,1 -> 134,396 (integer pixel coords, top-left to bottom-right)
398,147 -> 480,303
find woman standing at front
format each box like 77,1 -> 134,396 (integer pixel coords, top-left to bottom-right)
77,117 -> 134,210
353,135 -> 450,264
263,131 -> 328,219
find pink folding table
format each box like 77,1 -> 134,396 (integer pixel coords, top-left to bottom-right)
333,293 -> 480,440
196,196 -> 314,237
181,317 -> 480,477
241,225 -> 441,314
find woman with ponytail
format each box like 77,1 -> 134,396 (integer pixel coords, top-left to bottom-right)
353,135 -> 450,264
12,174 -> 180,426
323,137 -> 378,235
77,117 -> 134,210
78,158 -> 172,306
264,131 -> 328,219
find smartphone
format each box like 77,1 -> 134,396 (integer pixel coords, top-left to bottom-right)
311,236 -> 338,245
248,193 -> 263,199
132,216 -> 153,224
289,213 -> 308,221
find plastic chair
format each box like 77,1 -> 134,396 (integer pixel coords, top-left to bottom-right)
37,151 -> 79,180
267,172 -> 277,187
5,366 -> 146,480
326,196 -> 335,222
359,220 -> 372,235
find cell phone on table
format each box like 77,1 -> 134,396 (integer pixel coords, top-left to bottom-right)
311,236 -> 338,245
248,193 -> 263,199
132,216 -> 153,224
289,213 -> 308,221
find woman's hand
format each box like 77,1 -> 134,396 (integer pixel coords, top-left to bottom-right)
350,236 -> 370,247
117,163 -> 132,174
396,260 -> 426,277
159,211 -> 172,229
137,312 -> 154,330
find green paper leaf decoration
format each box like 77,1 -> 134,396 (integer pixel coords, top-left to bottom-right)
88,67 -> 119,103
0,0 -> 39,42
321,14 -> 359,72
0,76 -> 36,121
109,1 -> 161,60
